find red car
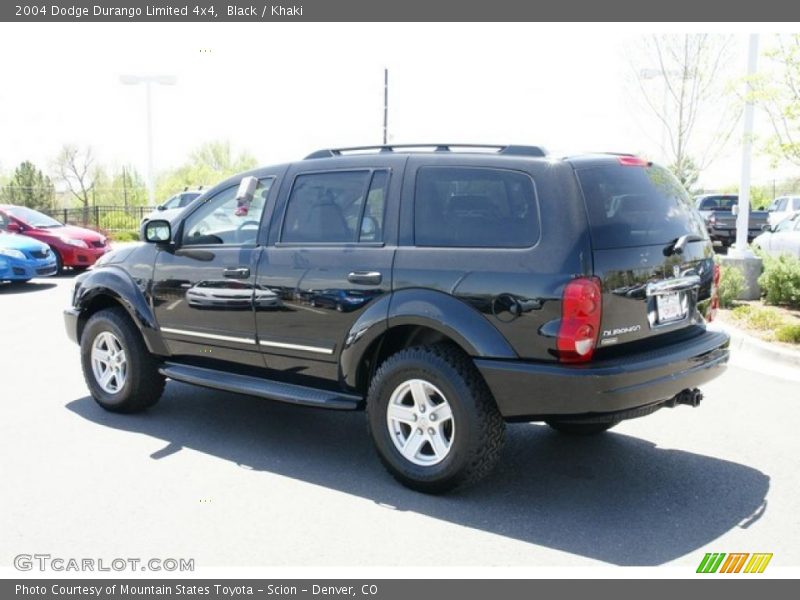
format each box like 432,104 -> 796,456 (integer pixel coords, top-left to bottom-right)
0,205 -> 109,273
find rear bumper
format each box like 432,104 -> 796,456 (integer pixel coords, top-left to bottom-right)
476,329 -> 730,420
709,227 -> 761,242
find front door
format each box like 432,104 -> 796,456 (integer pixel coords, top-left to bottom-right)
254,162 -> 401,384
152,176 -> 277,368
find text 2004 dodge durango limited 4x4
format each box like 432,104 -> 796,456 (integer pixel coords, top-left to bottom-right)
64,144 -> 730,493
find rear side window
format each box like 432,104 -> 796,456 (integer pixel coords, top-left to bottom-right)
414,167 -> 540,247
577,164 -> 707,249
282,170 -> 388,244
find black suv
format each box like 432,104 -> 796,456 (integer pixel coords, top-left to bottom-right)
64,144 -> 730,493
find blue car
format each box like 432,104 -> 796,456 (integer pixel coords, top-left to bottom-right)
0,230 -> 58,282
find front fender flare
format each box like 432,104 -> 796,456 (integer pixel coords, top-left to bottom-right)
74,266 -> 168,355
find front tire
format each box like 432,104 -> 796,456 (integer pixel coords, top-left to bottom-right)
80,307 -> 165,413
546,420 -> 616,435
50,247 -> 63,275
367,344 -> 505,493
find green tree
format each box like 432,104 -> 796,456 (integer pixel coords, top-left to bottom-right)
155,141 -> 257,201
749,34 -> 800,166
91,165 -> 147,207
0,161 -> 55,210
668,155 -> 700,192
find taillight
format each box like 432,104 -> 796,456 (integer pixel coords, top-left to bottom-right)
557,277 -> 603,363
708,263 -> 720,322
618,155 -> 652,167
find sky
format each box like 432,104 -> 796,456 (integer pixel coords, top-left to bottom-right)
0,23 -> 797,194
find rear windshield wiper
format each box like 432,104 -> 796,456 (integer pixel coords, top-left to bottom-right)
664,234 -> 705,256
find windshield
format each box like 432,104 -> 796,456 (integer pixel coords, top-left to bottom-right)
577,164 -> 708,249
4,206 -> 63,228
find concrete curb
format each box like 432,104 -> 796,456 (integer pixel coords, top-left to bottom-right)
712,320 -> 800,369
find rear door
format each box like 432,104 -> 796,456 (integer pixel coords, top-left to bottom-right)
574,161 -> 715,351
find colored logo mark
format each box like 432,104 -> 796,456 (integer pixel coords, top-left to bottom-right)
696,552 -> 773,573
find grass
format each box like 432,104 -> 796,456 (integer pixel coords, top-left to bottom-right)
728,304 -> 800,345
730,305 -> 786,332
776,324 -> 800,344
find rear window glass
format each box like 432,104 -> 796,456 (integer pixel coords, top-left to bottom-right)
697,196 -> 737,211
576,164 -> 707,250
414,166 -> 540,248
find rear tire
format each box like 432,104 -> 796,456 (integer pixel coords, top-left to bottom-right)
366,344 -> 505,493
80,307 -> 165,413
546,420 -> 616,435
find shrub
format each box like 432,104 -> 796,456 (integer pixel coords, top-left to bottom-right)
110,230 -> 139,242
775,323 -> 800,344
758,254 -> 800,308
718,263 -> 745,308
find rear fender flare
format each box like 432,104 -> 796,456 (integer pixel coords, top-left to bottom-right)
338,288 -> 517,389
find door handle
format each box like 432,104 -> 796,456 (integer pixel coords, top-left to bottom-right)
223,267 -> 251,279
347,271 -> 382,285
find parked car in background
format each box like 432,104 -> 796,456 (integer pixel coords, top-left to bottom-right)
753,211 -> 800,258
694,194 -> 768,247
0,205 -> 109,273
766,195 -> 800,228
0,213 -> 58,282
140,189 -> 204,234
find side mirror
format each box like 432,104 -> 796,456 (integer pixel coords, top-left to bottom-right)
761,223 -> 772,232
156,205 -> 166,211
144,219 -> 172,243
6,221 -> 21,233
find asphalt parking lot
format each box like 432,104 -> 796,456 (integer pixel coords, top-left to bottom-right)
1,269 -> 799,569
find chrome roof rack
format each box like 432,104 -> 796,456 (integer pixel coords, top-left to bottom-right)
304,144 -> 548,160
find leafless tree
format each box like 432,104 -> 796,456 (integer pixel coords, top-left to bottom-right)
628,34 -> 742,188
54,145 -> 97,208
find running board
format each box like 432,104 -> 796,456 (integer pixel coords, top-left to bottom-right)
159,363 -> 362,410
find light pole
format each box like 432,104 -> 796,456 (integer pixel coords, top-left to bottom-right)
732,34 -> 759,258
720,34 -> 762,302
120,74 -> 177,207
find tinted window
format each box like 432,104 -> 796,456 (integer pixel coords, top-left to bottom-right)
577,164 -> 707,249
183,178 -> 273,245
282,170 -> 376,243
698,196 -> 737,211
360,171 -> 388,242
414,167 -> 540,247
179,193 -> 200,208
